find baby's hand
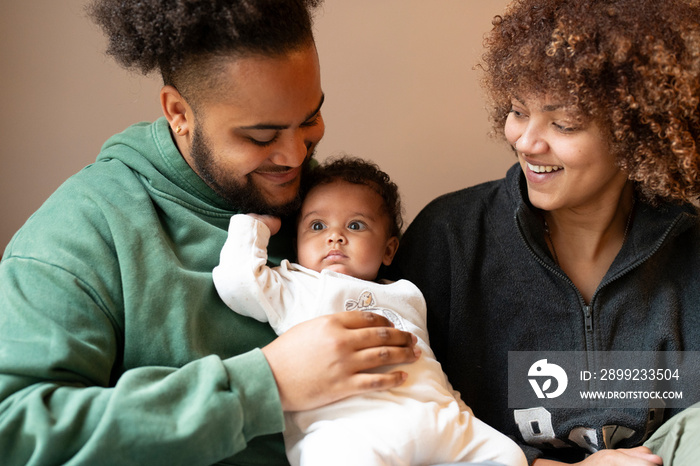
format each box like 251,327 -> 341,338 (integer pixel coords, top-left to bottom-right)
248,214 -> 282,235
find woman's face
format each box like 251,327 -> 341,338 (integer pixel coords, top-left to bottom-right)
505,94 -> 628,213
180,44 -> 325,215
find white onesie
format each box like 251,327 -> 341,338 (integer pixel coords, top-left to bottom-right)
213,214 -> 526,466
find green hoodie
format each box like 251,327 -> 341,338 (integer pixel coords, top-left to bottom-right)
0,118 -> 293,465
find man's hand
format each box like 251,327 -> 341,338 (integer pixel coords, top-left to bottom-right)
534,446 -> 663,466
262,311 -> 420,411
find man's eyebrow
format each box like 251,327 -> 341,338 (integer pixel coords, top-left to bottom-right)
239,94 -> 325,131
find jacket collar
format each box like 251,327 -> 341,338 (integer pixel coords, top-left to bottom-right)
506,163 -> 698,275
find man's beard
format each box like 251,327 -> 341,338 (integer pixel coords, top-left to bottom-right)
189,126 -> 312,216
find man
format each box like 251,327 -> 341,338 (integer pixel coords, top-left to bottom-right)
0,1 -> 418,464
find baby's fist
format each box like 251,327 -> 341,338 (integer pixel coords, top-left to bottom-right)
249,214 -> 282,235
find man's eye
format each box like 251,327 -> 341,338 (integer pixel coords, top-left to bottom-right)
348,221 -> 366,231
311,221 -> 325,231
249,134 -> 278,147
301,112 -> 322,127
245,129 -> 280,147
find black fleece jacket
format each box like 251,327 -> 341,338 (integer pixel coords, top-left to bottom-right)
389,164 -> 700,463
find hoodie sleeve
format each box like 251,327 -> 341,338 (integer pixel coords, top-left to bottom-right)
0,255 -> 285,466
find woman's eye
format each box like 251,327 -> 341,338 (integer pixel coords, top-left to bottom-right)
348,221 -> 366,231
553,122 -> 577,133
509,108 -> 526,119
310,221 -> 326,231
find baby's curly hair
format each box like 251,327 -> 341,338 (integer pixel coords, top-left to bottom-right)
481,0 -> 700,203
88,0 -> 322,106
302,156 -> 404,238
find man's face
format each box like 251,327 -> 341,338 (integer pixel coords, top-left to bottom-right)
182,44 -> 325,215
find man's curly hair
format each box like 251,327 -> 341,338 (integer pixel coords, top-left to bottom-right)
88,0 -> 322,106
302,156 -> 404,238
481,0 -> 700,203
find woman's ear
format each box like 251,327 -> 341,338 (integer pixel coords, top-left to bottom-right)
382,236 -> 400,266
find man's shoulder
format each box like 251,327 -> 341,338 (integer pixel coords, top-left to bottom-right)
4,159 -> 149,259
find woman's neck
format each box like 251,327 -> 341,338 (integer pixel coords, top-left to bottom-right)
543,183 -> 636,304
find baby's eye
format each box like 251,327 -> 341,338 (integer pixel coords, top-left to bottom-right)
310,221 -> 326,231
348,221 -> 367,231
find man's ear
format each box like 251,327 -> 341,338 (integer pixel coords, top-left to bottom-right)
160,85 -> 193,137
382,236 -> 400,266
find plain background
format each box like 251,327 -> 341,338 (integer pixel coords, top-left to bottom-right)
1,0 -> 515,252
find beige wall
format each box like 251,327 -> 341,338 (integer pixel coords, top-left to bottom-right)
1,0 -> 514,252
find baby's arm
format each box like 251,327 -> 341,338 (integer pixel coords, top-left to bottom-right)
213,214 -> 294,331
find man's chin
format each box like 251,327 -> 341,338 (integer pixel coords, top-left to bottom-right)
221,159 -> 312,215
252,187 -> 303,216
259,198 -> 302,217
254,181 -> 303,214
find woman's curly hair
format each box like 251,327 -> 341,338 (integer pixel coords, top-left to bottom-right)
301,156 -> 404,238
88,0 -> 322,104
481,0 -> 700,203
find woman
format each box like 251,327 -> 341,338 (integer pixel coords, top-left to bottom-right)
391,0 -> 700,464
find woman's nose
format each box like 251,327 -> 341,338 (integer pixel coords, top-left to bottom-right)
515,125 -> 548,154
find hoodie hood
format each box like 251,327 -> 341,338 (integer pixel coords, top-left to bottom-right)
97,117 -> 232,212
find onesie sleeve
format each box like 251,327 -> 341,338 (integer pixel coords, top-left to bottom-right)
213,214 -> 297,333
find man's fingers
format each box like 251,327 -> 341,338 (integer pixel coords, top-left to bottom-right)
340,311 -> 417,349
354,343 -> 421,371
357,325 -> 417,350
349,371 -> 410,393
263,313 -> 421,411
340,310 -> 393,329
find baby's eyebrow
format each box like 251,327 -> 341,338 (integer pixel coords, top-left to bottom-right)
300,210 -> 324,223
351,212 -> 376,221
299,211 -> 377,223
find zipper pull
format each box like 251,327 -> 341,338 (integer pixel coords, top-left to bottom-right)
584,305 -> 593,333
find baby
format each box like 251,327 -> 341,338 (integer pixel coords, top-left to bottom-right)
213,157 -> 526,466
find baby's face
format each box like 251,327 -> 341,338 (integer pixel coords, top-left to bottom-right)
296,181 -> 398,281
